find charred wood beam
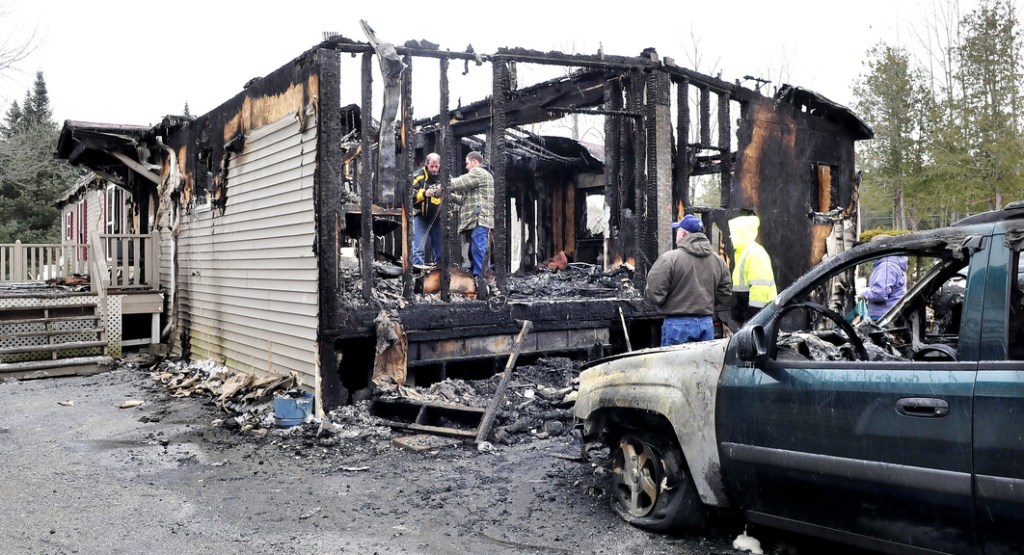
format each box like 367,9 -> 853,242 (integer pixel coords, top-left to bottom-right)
544,107 -> 640,119
676,79 -> 691,211
538,174 -> 551,262
699,85 -> 711,147
629,72 -> 650,285
520,176 -> 536,270
427,71 -> 609,137
493,49 -> 658,71
325,40 -> 484,63
690,152 -> 737,176
647,70 -> 673,256
439,57 -> 452,303
360,52 -> 374,301
136,181 -> 150,234
605,79 -> 623,246
662,64 -> 753,100
328,299 -> 654,341
718,90 -> 732,207
327,41 -> 664,73
315,48 -> 348,410
401,54 -> 414,299
110,152 -> 161,185
492,60 -> 510,292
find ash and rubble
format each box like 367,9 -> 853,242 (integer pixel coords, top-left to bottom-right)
146,354 -> 584,450
340,259 -> 641,310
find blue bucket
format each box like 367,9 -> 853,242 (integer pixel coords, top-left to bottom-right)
274,392 -> 314,427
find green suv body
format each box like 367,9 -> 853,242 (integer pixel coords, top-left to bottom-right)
575,204 -> 1024,555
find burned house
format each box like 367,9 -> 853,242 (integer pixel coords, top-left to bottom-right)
53,26 -> 871,410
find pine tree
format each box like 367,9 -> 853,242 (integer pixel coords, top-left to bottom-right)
22,71 -> 54,127
955,0 -> 1024,211
853,43 -> 932,230
1,100 -> 22,139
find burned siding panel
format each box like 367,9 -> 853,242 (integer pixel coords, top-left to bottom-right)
176,113 -> 319,386
733,97 -> 862,290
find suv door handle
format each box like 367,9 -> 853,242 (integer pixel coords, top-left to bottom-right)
896,397 -> 950,418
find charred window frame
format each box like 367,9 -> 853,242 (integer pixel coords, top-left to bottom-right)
194,147 -> 213,212
810,164 -> 841,213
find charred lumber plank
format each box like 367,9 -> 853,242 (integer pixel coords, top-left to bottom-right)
476,319 -> 532,443
718,90 -> 732,207
439,58 -> 453,303
629,72 -> 652,287
426,70 -> 609,137
646,69 -> 672,256
359,52 -> 374,301
370,399 -> 485,439
604,78 -> 623,260
492,60 -> 510,292
330,299 -> 653,341
401,54 -> 414,299
699,85 -> 711,147
675,78 -> 691,212
314,47 -> 349,410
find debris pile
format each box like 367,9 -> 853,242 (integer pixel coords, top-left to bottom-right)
147,355 -> 585,448
374,356 -> 582,445
152,359 -> 311,434
338,261 -> 639,310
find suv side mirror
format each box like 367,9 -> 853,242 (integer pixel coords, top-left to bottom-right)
734,325 -> 767,363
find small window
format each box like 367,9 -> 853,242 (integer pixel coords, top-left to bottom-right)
106,185 -> 126,233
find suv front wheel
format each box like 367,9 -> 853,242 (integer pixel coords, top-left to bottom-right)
609,431 -> 706,532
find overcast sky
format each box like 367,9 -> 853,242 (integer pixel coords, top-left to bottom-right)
0,0 -> 967,127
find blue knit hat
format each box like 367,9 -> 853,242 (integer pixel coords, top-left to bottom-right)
671,214 -> 704,233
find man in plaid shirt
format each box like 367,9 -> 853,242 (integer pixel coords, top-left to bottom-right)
448,151 -> 494,277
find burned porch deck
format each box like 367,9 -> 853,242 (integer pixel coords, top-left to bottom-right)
331,266 -> 653,388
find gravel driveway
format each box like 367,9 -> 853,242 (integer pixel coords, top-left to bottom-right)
0,364 -> 784,555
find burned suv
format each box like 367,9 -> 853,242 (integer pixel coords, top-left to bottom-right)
575,203 -> 1024,555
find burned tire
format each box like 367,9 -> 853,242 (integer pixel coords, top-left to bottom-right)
609,431 -> 706,532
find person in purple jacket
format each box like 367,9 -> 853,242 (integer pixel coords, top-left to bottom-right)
862,235 -> 908,321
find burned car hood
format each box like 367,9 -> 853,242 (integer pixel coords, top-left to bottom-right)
575,339 -> 731,505
576,339 -> 729,414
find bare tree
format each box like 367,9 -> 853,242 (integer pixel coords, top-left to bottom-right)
0,4 -> 38,78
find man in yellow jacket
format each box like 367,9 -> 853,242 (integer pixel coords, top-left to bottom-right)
411,153 -> 443,266
728,214 -> 777,325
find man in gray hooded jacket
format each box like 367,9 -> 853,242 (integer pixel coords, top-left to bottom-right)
645,214 -> 732,346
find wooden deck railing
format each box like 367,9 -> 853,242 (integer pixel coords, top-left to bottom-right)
0,233 -> 158,290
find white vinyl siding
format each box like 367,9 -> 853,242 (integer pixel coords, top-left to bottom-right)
175,111 -> 319,386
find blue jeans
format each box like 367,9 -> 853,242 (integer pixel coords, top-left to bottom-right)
467,226 -> 490,276
661,316 -> 713,346
412,215 -> 442,265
